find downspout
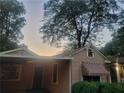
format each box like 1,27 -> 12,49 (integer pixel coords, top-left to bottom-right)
69,60 -> 72,93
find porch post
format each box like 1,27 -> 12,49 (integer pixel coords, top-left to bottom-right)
108,74 -> 112,83
116,57 -> 121,83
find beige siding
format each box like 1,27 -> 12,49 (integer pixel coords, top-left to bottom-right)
71,47 -> 109,84
1,62 -> 35,93
43,61 -> 70,93
100,75 -> 107,82
72,55 -> 82,84
1,60 -> 70,93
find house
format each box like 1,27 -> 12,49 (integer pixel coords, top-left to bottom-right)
109,56 -> 124,83
0,45 -> 111,93
0,48 -> 72,93
57,45 -> 111,84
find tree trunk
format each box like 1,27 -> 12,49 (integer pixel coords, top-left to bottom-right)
72,17 -> 82,48
77,30 -> 82,48
82,30 -> 90,46
77,36 -> 81,48
82,10 -> 94,47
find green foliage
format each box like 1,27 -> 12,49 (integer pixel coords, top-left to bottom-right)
41,0 -> 122,49
0,38 -> 17,52
0,0 -> 26,52
72,82 -> 99,93
101,26 -> 124,56
113,26 -> 124,55
100,41 -> 116,56
72,82 -> 124,93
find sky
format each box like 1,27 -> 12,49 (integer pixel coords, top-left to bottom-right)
18,0 -> 112,56
19,0 -> 63,56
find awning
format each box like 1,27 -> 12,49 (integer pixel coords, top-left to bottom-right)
82,62 -> 109,76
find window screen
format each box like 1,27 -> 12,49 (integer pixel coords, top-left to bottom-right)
52,64 -> 58,84
88,49 -> 94,57
0,64 -> 21,80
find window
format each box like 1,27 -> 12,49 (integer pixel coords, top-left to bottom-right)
83,76 -> 100,82
52,64 -> 58,84
87,49 -> 94,57
0,64 -> 21,80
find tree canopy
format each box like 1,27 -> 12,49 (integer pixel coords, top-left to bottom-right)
0,0 -> 26,52
41,0 -> 123,49
101,26 -> 124,56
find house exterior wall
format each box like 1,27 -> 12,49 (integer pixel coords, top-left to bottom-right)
43,61 -> 70,93
0,62 -> 35,93
0,61 -> 70,93
0,48 -> 71,93
100,75 -> 108,82
71,47 -> 110,84
1,60 -> 70,93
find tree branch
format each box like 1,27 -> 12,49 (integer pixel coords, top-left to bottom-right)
82,11 -> 95,46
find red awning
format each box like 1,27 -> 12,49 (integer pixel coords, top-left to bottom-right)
82,62 -> 109,76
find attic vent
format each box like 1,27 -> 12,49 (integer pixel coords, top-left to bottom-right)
87,49 -> 94,57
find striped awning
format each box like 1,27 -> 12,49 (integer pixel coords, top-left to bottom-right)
82,62 -> 109,76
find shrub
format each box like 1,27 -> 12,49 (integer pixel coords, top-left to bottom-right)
72,81 -> 99,93
72,82 -> 124,93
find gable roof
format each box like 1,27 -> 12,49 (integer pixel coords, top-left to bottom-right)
56,45 -> 109,60
0,47 -> 39,58
0,48 -> 73,61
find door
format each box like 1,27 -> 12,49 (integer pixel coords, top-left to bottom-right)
33,64 -> 43,89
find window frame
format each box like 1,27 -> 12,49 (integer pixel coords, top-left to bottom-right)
87,48 -> 94,58
0,64 -> 22,81
52,63 -> 59,84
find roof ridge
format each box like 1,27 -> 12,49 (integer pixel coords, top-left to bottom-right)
0,48 -> 25,55
57,45 -> 108,60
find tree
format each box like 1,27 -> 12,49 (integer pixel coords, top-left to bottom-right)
0,0 -> 26,52
100,41 -> 115,56
113,26 -> 124,55
101,26 -> 124,56
41,0 -> 122,49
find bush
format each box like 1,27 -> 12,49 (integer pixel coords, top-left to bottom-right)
72,82 -> 124,93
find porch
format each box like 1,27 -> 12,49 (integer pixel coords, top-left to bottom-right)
0,56 -> 72,93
